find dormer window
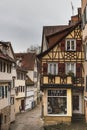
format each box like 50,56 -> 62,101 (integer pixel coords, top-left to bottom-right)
66,39 -> 76,51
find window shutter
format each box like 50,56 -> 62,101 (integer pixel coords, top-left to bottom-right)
61,40 -> 65,51
76,63 -> 82,77
43,63 -> 48,74
58,63 -> 65,75
76,40 -> 82,51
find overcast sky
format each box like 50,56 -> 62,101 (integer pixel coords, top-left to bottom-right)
0,0 -> 81,52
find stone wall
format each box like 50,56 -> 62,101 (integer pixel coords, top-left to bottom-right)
0,106 -> 11,130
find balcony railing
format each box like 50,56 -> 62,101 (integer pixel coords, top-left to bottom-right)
40,74 -> 84,86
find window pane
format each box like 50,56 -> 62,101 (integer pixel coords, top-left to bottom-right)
48,63 -> 58,75
66,63 -> 75,75
67,41 -> 70,50
71,41 -> 75,50
71,63 -> 74,73
54,64 -> 56,75
2,86 -> 4,98
66,63 -> 70,74
49,64 -> 52,74
48,97 -> 67,114
0,87 -> 2,97
5,86 -> 8,98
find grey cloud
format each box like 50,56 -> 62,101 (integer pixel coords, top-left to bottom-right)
0,0 -> 81,52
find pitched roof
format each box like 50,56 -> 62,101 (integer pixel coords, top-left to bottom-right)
26,75 -> 34,86
38,21 -> 81,58
0,41 -> 16,62
15,52 -> 36,70
41,24 -> 75,52
0,49 -> 15,62
43,25 -> 69,36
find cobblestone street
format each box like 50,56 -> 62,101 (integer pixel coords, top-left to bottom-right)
10,104 -> 44,130
10,103 -> 87,130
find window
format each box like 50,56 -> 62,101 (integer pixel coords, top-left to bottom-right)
0,87 -> 2,98
66,39 -> 76,51
47,90 -> 67,115
17,72 -> 20,79
48,63 -> 58,75
0,86 -> 8,98
66,63 -> 76,75
5,86 -> 8,98
0,61 -> 2,72
23,86 -> 25,92
10,97 -> 14,105
7,64 -> 11,73
3,62 -> 6,72
12,77 -> 15,88
2,86 -> 4,98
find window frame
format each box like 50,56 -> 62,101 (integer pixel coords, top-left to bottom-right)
66,39 -> 76,51
48,62 -> 58,75
47,89 -> 67,115
66,62 -> 76,76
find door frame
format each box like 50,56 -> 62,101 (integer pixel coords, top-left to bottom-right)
72,92 -> 82,114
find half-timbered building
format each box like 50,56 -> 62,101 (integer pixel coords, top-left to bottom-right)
38,8 -> 84,125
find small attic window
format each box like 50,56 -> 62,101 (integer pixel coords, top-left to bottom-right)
66,39 -> 76,51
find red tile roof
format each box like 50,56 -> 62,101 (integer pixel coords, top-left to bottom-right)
38,21 -> 81,58
15,52 -> 36,70
43,25 -> 70,36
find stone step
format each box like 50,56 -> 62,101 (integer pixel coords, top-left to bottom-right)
72,114 -> 85,122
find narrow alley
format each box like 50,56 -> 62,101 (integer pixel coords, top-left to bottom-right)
10,104 -> 44,130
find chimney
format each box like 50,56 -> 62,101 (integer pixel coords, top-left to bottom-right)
69,7 -> 81,25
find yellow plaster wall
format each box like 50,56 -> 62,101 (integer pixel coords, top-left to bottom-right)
67,89 -> 72,116
43,77 -> 48,84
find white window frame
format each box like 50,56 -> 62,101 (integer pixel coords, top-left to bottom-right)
66,39 -> 76,51
48,62 -> 58,75
47,89 -> 67,115
66,63 -> 76,76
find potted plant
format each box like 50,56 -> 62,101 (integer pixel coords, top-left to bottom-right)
67,71 -> 74,81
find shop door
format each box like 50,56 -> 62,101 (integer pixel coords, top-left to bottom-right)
72,94 -> 82,114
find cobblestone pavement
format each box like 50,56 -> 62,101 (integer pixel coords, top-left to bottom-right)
44,122 -> 87,130
10,104 -> 87,130
10,104 -> 44,130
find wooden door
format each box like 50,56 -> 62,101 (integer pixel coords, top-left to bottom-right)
21,100 -> 25,110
